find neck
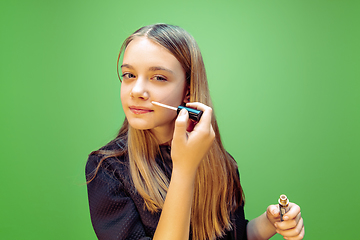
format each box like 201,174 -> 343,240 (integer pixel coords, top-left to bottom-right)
150,122 -> 175,145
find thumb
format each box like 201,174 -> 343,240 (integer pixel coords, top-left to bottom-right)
173,108 -> 189,143
267,204 -> 280,218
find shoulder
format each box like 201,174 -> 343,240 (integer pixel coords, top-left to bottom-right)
88,137 -> 127,162
85,137 -> 129,182
98,137 -> 127,152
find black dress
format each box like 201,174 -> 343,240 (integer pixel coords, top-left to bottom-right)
85,138 -> 248,240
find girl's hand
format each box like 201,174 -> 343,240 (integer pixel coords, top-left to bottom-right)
171,102 -> 215,176
266,202 -> 305,239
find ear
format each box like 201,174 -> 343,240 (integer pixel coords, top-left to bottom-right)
183,86 -> 190,103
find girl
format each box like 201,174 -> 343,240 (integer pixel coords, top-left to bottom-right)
86,24 -> 304,240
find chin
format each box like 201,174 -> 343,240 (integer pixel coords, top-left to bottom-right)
127,119 -> 153,130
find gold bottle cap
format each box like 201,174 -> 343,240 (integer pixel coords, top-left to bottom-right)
278,194 -> 289,207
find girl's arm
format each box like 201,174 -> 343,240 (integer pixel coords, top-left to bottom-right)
153,103 -> 215,240
247,202 -> 305,240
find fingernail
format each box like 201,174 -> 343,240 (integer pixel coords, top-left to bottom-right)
283,216 -> 289,221
274,223 -> 278,228
180,108 -> 187,116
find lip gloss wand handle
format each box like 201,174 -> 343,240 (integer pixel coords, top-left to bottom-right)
177,106 -> 203,122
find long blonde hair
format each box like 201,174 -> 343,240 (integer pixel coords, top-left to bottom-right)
89,24 -> 244,240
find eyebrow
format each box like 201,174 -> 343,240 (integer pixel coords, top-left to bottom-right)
148,66 -> 174,74
121,64 -> 174,74
121,64 -> 133,69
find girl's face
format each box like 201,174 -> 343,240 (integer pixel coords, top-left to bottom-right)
120,37 -> 188,142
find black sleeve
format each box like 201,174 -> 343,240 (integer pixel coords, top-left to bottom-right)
232,203 -> 248,240
229,156 -> 248,240
85,154 -> 151,240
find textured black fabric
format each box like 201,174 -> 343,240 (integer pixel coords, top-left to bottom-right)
85,139 -> 248,240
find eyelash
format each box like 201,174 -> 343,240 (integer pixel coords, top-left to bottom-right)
152,75 -> 167,82
121,73 -> 135,79
121,73 -> 167,82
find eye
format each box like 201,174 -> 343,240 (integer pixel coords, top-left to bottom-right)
152,75 -> 167,82
121,73 -> 136,79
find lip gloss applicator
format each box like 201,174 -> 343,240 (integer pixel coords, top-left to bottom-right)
152,101 -> 203,122
278,194 -> 290,221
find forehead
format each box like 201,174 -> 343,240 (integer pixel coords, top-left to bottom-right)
123,37 -> 183,72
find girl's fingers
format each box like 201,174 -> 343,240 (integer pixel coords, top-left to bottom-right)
276,217 -> 304,239
171,102 -> 215,174
185,102 -> 213,126
172,108 -> 189,144
267,204 -> 280,218
294,225 -> 305,240
184,102 -> 214,141
273,202 -> 304,239
283,203 -> 301,221
276,212 -> 301,230
285,225 -> 304,240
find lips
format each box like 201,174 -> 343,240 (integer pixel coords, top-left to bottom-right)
129,106 -> 154,114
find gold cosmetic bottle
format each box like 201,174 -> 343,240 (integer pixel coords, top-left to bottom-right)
278,194 -> 289,221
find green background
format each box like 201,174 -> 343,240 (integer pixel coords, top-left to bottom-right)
1,0 -> 359,239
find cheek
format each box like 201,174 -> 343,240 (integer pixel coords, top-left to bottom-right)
120,85 -> 128,101
120,86 -> 130,113
164,88 -> 186,106
156,84 -> 187,106
156,108 -> 178,125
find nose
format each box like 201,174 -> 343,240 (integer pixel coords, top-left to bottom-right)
130,78 -> 149,100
